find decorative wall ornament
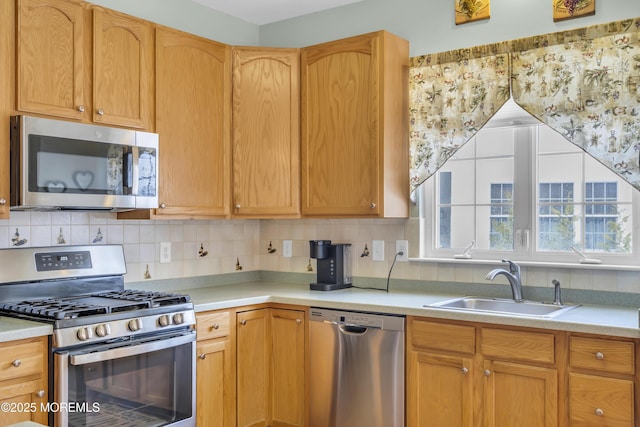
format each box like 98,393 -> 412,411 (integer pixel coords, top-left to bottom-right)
455,0 -> 490,25
198,243 -> 209,257
57,228 -> 66,244
409,17 -> 640,193
361,244 -> 370,257
267,241 -> 277,254
11,228 -> 27,246
92,228 -> 103,243
306,259 -> 313,272
553,0 -> 595,22
144,264 -> 151,279
235,258 -> 243,271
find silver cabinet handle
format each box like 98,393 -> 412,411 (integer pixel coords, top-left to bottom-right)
12,359 -> 21,367
484,369 -> 491,376
78,105 -> 85,112
159,203 -> 167,209
461,367 -> 469,374
595,408 -> 604,416
211,323 -> 220,330
0,198 -> 5,205
199,354 -> 206,360
296,319 -> 302,324
235,204 -> 241,209
595,351 -> 604,360
36,390 -> 45,398
240,320 -> 247,326
97,109 -> 104,115
370,202 -> 376,209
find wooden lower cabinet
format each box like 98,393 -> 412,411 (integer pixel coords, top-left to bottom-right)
196,310 -> 235,427
568,335 -> 636,427
0,336 -> 48,426
236,306 -> 306,427
407,317 -> 560,427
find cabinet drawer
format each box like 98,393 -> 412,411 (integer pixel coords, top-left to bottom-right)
481,328 -> 555,364
570,336 -> 634,375
570,373 -> 634,426
410,318 -> 475,354
196,311 -> 231,340
0,339 -> 45,382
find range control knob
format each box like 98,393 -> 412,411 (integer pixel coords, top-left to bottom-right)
172,313 -> 185,325
127,318 -> 143,332
158,314 -> 172,327
76,327 -> 92,341
95,324 -> 111,337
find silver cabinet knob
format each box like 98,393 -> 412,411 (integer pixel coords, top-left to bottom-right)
370,202 -> 376,209
595,351 -> 604,360
296,319 -> 302,324
211,323 -> 220,330
0,198 -> 6,205
461,367 -> 469,374
97,109 -> 104,115
12,359 -> 21,367
240,319 -> 247,326
595,408 -> 604,416
235,204 -> 241,209
199,354 -> 206,360
78,105 -> 85,112
36,390 -> 45,398
159,203 -> 167,209
484,369 -> 491,376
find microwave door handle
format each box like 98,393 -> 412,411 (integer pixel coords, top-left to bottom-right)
69,333 -> 194,366
130,146 -> 139,196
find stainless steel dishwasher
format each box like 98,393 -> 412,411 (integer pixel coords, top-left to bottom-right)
309,308 -> 405,427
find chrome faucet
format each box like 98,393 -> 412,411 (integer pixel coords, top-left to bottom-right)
486,259 -> 524,302
552,279 -> 562,305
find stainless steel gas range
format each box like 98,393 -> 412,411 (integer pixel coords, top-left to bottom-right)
0,245 -> 196,427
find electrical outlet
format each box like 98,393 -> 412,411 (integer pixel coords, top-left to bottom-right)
372,240 -> 384,261
160,242 -> 171,263
283,240 -> 292,258
396,240 -> 409,262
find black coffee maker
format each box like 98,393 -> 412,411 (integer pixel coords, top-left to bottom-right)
309,240 -> 352,291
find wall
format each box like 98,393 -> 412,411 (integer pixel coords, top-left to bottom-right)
6,1 -> 640,298
260,0 -> 640,56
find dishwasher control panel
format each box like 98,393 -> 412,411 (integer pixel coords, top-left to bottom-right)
309,308 -> 404,331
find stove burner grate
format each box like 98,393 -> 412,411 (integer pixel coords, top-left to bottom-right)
0,299 -> 109,320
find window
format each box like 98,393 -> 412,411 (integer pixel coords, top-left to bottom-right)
416,103 -> 637,265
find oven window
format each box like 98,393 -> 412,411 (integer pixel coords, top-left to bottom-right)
66,340 -> 193,427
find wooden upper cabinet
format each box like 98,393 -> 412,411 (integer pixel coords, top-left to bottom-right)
232,47 -> 300,218
17,0 -> 154,129
300,31 -> 409,218
92,7 -> 153,129
154,26 -> 231,218
17,0 -> 86,120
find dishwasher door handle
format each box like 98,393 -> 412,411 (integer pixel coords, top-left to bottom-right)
339,325 -> 368,335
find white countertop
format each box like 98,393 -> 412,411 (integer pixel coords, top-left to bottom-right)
184,281 -> 640,338
1,281 -> 639,342
0,316 -> 52,343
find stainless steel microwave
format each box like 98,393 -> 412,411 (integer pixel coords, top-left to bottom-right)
10,115 -> 159,211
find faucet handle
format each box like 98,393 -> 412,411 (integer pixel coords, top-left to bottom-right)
501,259 -> 520,275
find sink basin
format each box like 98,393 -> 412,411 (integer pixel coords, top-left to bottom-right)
428,296 -> 580,318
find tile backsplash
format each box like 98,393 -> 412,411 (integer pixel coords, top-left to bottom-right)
1,212 -> 638,295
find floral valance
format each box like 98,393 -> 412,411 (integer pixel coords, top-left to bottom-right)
409,17 -> 640,193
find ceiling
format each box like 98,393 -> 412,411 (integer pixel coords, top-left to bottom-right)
192,0 -> 365,25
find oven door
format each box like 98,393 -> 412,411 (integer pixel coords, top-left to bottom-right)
54,330 -> 195,427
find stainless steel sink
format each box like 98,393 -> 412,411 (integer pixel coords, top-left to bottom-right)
428,296 -> 580,318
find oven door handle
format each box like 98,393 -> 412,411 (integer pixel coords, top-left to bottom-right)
69,332 -> 194,366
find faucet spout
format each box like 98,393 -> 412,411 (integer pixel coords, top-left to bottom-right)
485,260 -> 524,302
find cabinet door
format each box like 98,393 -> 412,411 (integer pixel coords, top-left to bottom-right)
232,47 -> 300,218
155,27 -> 231,218
483,360 -> 558,427
270,308 -> 305,427
196,338 -> 235,427
407,351 -> 474,427
0,379 -> 48,425
569,373 -> 633,427
237,309 -> 270,427
301,33 -> 380,216
17,0 -> 86,120
0,0 -> 12,218
93,8 -> 153,129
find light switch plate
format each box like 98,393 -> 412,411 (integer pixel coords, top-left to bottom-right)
372,240 -> 384,261
283,240 -> 292,258
160,242 -> 171,263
